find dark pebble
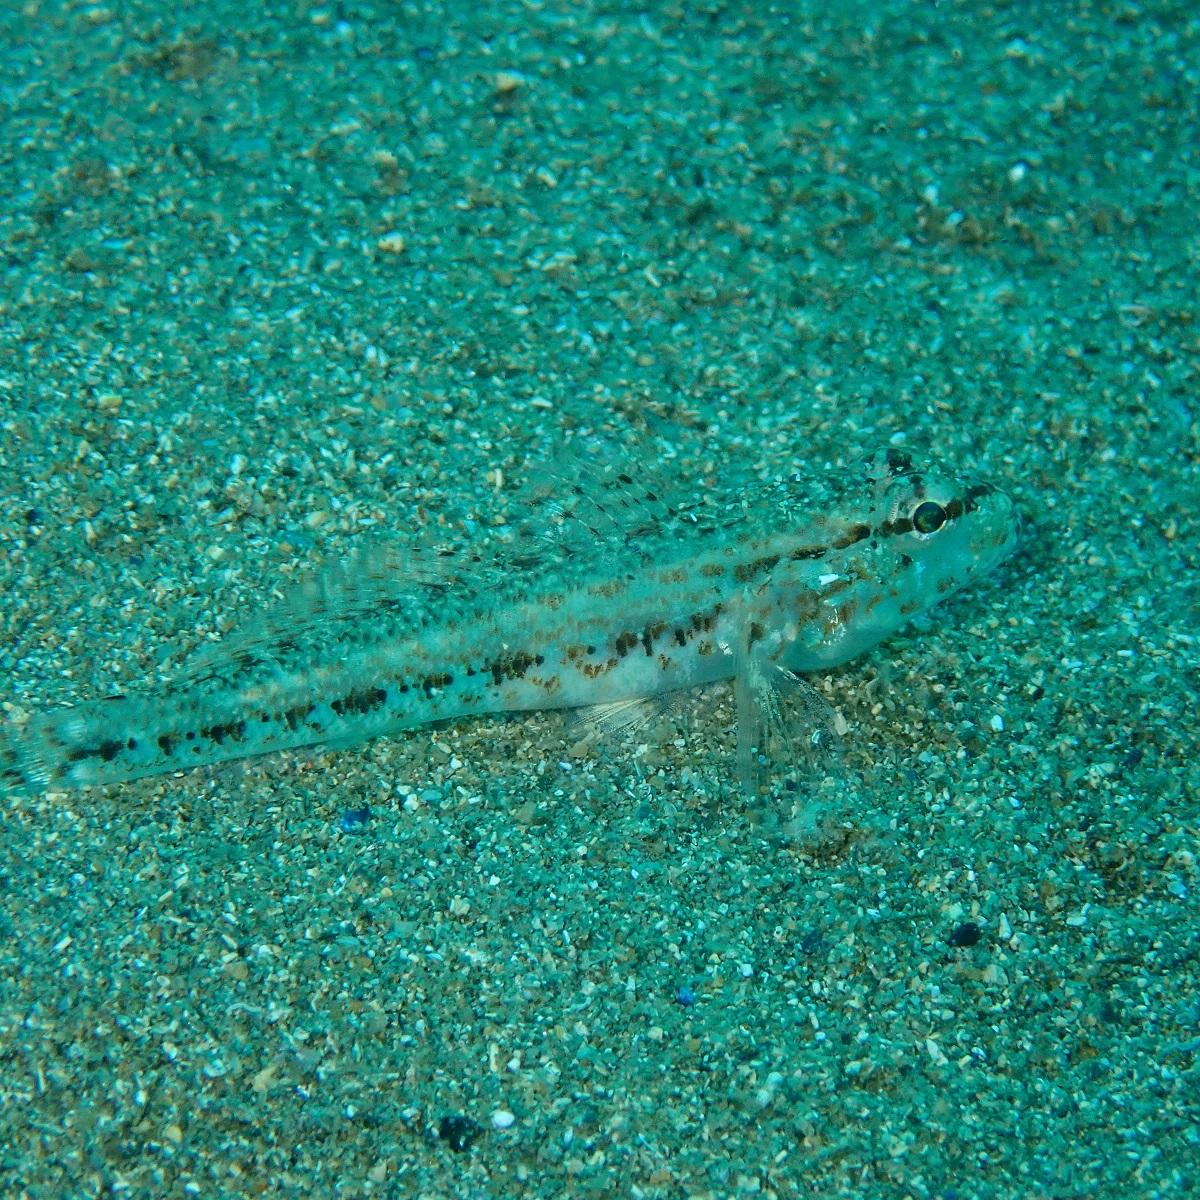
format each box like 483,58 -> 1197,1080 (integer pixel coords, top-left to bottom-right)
436,1114 -> 482,1152
949,921 -> 982,948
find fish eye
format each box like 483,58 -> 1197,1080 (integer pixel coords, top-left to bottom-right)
912,500 -> 947,534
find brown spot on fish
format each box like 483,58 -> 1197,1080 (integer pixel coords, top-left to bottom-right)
641,621 -> 667,655
832,523 -> 871,549
331,686 -> 389,717
487,651 -> 539,686
421,673 -> 452,699
590,578 -> 627,600
734,554 -> 780,584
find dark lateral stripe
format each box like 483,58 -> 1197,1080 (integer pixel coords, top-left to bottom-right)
331,686 -> 390,717
734,553 -> 781,583
485,651 -> 544,685
875,482 -> 996,539
832,523 -> 871,549
878,515 -> 913,537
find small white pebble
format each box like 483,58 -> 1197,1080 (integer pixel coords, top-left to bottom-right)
491,1109 -> 515,1130
494,70 -> 525,93
990,713 -> 1005,732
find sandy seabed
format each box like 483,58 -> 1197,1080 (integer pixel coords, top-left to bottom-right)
0,2 -> 1196,1197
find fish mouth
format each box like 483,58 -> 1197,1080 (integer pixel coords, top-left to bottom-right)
972,486 -> 1020,569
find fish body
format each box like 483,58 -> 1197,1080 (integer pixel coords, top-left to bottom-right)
0,448 -> 1018,797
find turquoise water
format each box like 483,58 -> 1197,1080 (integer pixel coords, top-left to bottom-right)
0,2 -> 1196,1196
